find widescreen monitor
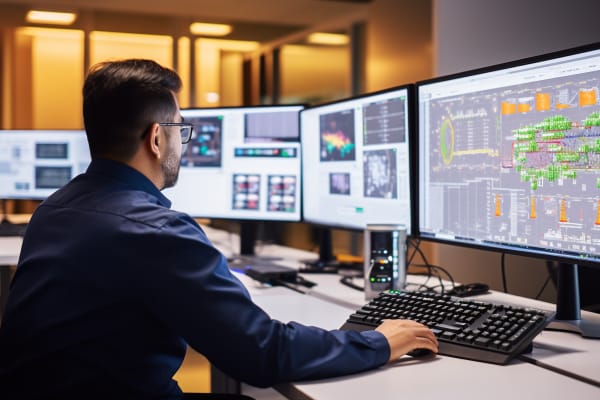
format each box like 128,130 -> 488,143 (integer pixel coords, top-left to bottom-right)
0,130 -> 90,200
301,85 -> 413,234
417,42 -> 600,337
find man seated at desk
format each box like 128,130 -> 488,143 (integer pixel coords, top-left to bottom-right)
0,59 -> 438,399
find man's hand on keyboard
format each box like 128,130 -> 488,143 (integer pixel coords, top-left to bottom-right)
375,319 -> 439,362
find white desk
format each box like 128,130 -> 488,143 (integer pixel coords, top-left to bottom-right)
281,356 -> 599,400
221,239 -> 600,394
234,270 -> 600,400
297,262 -> 600,390
0,236 -> 21,265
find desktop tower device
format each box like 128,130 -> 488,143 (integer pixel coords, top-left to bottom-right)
363,224 -> 406,300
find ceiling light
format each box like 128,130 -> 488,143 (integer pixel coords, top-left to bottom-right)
26,10 -> 77,25
189,22 -> 233,37
307,32 -> 349,46
205,92 -> 220,103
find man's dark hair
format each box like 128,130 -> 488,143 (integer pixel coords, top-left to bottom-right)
83,59 -> 182,160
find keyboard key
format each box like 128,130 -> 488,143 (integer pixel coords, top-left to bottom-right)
434,323 -> 462,333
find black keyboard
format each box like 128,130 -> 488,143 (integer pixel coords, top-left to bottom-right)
340,289 -> 553,365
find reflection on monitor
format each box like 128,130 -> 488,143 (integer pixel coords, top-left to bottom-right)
302,86 -> 413,233
164,105 -> 303,222
0,130 -> 90,200
417,43 -> 600,338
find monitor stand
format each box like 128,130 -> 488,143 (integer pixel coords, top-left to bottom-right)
300,228 -> 343,274
227,221 -> 281,267
546,262 -> 600,339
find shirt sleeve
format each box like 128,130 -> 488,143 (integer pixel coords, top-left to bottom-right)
136,214 -> 390,387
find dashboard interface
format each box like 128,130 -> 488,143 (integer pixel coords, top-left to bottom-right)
164,106 -> 303,222
302,86 -> 412,232
418,45 -> 600,262
0,130 -> 90,200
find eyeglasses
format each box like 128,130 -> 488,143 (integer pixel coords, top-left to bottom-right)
158,122 -> 194,144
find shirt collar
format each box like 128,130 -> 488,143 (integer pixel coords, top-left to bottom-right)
86,158 -> 172,208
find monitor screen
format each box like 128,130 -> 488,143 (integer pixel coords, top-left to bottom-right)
417,43 -> 600,265
301,86 -> 413,233
164,105 -> 304,222
0,130 -> 90,200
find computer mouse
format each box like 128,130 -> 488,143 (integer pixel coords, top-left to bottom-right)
407,348 -> 433,357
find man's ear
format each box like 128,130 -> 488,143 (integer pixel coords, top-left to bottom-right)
145,123 -> 161,159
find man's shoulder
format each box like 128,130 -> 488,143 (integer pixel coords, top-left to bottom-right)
45,183 -> 176,227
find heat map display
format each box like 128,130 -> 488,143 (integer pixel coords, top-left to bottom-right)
319,110 -> 356,161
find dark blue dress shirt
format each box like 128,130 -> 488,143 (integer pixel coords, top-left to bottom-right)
0,159 -> 389,399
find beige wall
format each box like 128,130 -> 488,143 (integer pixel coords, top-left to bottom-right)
219,51 -> 244,106
280,44 -> 350,104
30,28 -> 84,129
194,38 -> 257,107
365,0 -> 433,92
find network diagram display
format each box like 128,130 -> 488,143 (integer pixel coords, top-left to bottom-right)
0,130 -> 90,200
418,45 -> 600,263
164,105 -> 303,222
302,87 -> 412,232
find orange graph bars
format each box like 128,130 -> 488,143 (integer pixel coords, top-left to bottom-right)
535,93 -> 551,111
518,103 -> 532,113
502,101 -> 517,115
579,89 -> 597,107
495,194 -> 501,217
559,198 -> 568,223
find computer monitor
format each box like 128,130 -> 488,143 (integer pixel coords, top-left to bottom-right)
163,105 -> 304,256
301,85 -> 414,267
417,42 -> 600,338
0,130 -> 90,234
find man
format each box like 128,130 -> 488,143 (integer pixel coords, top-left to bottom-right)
0,59 -> 438,399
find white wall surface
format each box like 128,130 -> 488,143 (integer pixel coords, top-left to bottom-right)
435,0 -> 600,76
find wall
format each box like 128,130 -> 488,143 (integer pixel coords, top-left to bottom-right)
31,28 -> 84,129
435,0 -> 600,76
432,0 -> 600,301
365,0 -> 433,92
280,44 -> 350,104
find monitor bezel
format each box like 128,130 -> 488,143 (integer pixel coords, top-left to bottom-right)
300,84 -> 416,234
414,41 -> 600,268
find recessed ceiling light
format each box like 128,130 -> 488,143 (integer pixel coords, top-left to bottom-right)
26,10 -> 77,26
189,22 -> 233,37
307,32 -> 349,46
